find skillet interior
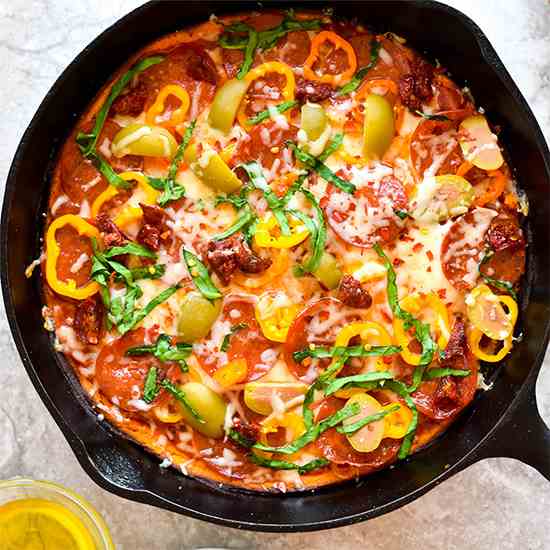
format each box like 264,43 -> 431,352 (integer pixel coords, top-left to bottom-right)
2,0 -> 549,531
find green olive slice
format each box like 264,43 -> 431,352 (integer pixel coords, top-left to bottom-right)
178,382 -> 227,438
208,78 -> 250,134
177,291 -> 221,343
184,144 -> 242,193
312,252 -> 342,290
363,93 -> 395,160
111,123 -> 177,158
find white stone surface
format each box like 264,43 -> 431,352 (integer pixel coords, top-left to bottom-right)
0,1 -> 549,548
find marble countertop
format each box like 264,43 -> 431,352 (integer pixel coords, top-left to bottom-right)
1,1 -> 549,548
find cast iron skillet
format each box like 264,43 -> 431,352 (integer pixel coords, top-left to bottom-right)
2,0 -> 550,532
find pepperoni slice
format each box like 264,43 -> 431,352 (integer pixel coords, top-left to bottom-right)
95,328 -> 165,411
412,354 -> 478,421
221,49 -> 245,80
61,160 -> 107,205
60,119 -> 143,204
241,72 -> 289,120
138,44 -> 216,114
247,12 -> 284,31
315,397 -> 400,467
348,33 -> 376,67
226,301 -> 275,381
323,175 -> 408,248
277,30 -> 311,67
284,298 -> 364,382
409,117 -> 463,182
221,13 -> 285,79
196,299 -> 274,382
480,213 -> 526,285
366,36 -> 414,82
59,133 -> 87,190
481,247 -> 526,285
433,75 -> 475,114
231,121 -> 297,174
53,224 -> 94,288
441,207 -> 498,291
193,432 -> 256,480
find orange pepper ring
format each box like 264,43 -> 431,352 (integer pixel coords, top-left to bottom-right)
352,78 -> 399,125
145,84 -> 190,128
304,31 -> 358,85
473,169 -> 506,207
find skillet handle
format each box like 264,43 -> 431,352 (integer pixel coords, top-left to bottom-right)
473,381 -> 550,481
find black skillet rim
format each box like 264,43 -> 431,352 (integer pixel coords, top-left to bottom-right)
2,0 -> 550,532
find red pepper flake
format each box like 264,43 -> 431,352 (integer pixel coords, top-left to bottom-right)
437,289 -> 447,300
413,243 -> 423,253
426,250 -> 434,261
393,258 -> 404,267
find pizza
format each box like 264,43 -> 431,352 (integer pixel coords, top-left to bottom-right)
36,9 -> 526,491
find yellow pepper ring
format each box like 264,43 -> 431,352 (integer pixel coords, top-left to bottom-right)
153,403 -> 185,424
328,322 -> 393,377
468,327 -> 513,363
114,171 -> 160,228
254,214 -> 310,249
335,322 -> 393,348
91,172 -> 160,228
91,185 -> 119,218
45,214 -> 100,300
382,401 -> 413,439
393,292 -> 451,366
260,412 -> 305,459
255,293 -> 299,343
467,284 -> 518,341
237,61 -> 296,129
499,295 -> 519,330
145,84 -> 190,129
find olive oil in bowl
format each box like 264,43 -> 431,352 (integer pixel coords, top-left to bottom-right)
0,479 -> 114,550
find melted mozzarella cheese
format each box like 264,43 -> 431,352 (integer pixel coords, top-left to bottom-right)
51,195 -> 68,215
192,317 -> 232,367
135,280 -> 187,334
393,220 -> 458,304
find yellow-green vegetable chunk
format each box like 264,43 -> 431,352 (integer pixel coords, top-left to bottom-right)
177,291 -> 221,343
208,78 -> 249,134
458,115 -> 504,171
111,123 -> 177,158
363,94 -> 395,160
411,174 -> 474,222
178,382 -> 227,438
184,144 -> 242,193
313,252 -> 342,290
301,103 -> 327,141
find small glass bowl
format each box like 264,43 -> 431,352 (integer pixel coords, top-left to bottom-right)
0,478 -> 114,549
